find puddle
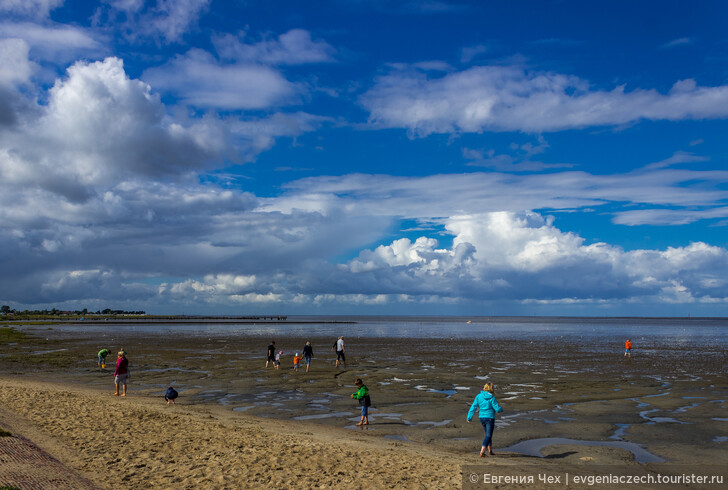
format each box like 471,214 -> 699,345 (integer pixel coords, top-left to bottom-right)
643,392 -> 670,399
713,437 -> 728,443
369,413 -> 403,419
503,437 -> 665,463
713,418 -> 728,422
610,424 -> 630,440
640,409 -> 684,424
232,406 -> 255,412
674,403 -> 699,413
413,385 -> 457,396
293,412 -> 354,420
345,425 -> 374,430
144,367 -> 210,374
417,419 -> 452,428
384,434 -> 410,441
30,348 -> 68,355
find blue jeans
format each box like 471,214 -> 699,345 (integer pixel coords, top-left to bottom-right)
479,417 -> 494,448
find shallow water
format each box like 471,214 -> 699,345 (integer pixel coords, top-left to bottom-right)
503,437 -> 665,463
34,315 -> 728,344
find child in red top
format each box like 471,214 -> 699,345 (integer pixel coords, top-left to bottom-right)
293,353 -> 303,372
624,339 -> 632,357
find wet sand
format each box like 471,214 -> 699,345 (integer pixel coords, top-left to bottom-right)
1,323 -> 727,488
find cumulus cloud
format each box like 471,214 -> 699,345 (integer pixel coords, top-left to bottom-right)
360,64 -> 728,135
143,49 -> 302,110
0,38 -> 34,86
333,211 -> 728,305
0,56 -> 230,201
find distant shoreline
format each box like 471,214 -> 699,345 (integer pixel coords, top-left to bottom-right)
3,314 -> 728,325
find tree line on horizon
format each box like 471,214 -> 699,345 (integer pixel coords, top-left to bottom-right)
0,306 -> 146,316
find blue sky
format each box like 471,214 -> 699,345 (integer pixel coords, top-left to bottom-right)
1,0 -> 728,315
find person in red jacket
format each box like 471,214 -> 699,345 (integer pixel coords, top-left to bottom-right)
624,339 -> 632,357
114,351 -> 129,396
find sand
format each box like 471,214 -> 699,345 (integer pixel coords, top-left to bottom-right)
1,322 -> 727,488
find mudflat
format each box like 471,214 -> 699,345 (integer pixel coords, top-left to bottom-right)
0,322 -> 726,488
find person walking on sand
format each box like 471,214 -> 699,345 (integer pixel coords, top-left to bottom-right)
351,378 -> 371,426
624,339 -> 632,357
274,350 -> 282,370
113,351 -> 129,396
266,341 -> 276,368
165,386 -> 178,405
467,382 -> 503,457
98,348 -> 110,368
334,336 -> 346,368
302,341 -> 313,373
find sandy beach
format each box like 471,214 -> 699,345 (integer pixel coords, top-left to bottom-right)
1,320 -> 727,488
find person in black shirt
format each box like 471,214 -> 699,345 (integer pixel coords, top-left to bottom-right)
266,341 -> 276,368
302,341 -> 314,372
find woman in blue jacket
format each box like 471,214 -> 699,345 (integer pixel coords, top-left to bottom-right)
466,382 -> 503,457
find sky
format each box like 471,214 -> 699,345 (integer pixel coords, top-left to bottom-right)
1,0 -> 728,316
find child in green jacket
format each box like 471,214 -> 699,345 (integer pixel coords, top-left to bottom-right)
351,378 -> 371,426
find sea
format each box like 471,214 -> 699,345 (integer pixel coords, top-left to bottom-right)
49,315 -> 728,346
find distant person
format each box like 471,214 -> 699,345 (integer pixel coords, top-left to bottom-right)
625,339 -> 632,357
165,387 -> 178,405
274,350 -> 282,370
351,378 -> 371,426
113,351 -> 129,397
97,348 -> 110,368
467,382 -> 503,457
266,341 -> 276,368
302,341 -> 313,373
334,336 -> 346,368
293,352 -> 303,372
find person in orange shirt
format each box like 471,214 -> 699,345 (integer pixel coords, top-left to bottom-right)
293,353 -> 303,372
624,339 -> 632,357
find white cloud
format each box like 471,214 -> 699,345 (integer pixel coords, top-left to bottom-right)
98,0 -> 209,43
612,207 -> 728,226
214,29 -> 336,65
280,169 -> 728,220
0,38 -> 33,86
460,44 -> 488,63
148,0 -> 209,42
660,37 -> 693,49
0,0 -> 63,19
360,64 -> 728,135
143,49 -> 302,110
0,22 -> 104,62
332,211 -> 728,305
230,112 -> 331,159
0,56 -> 230,197
642,150 -> 709,170
463,147 -> 573,172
